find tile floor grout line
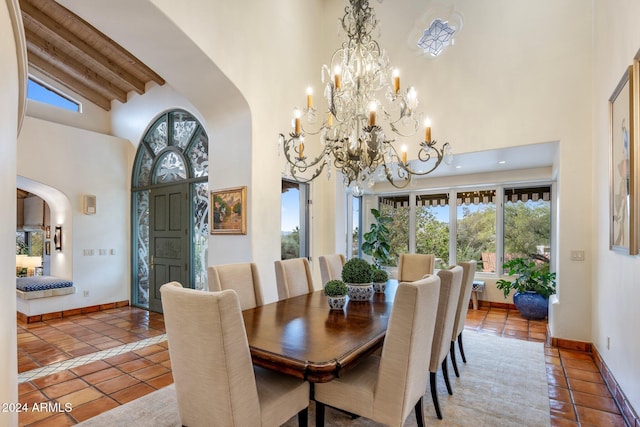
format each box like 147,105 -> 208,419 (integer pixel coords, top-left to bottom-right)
18,334 -> 167,383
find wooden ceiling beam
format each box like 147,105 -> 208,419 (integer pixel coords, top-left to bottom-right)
25,28 -> 128,103
28,55 -> 113,111
21,1 -> 149,94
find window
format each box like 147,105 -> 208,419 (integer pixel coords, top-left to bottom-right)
281,180 -> 309,260
416,193 -> 450,270
348,195 -> 362,258
375,183 -> 553,274
27,78 -> 80,112
379,195 -> 410,266
457,190 -> 496,272
503,186 -> 551,268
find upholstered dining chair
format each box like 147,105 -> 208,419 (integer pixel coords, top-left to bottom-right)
428,265 -> 464,420
318,254 -> 346,286
397,253 -> 435,282
314,275 -> 441,427
274,257 -> 315,300
450,260 -> 477,377
207,262 -> 264,310
160,282 -> 309,427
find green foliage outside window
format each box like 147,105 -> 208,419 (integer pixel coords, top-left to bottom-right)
379,193 -> 550,270
281,226 -> 300,260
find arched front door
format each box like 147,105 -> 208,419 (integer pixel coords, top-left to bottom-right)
131,110 -> 209,312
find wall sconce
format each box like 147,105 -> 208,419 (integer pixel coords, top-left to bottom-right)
54,225 -> 62,251
45,225 -> 51,239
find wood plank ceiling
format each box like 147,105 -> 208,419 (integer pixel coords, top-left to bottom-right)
20,0 -> 165,111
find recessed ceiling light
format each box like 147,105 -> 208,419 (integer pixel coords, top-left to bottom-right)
498,160 -> 506,165
455,165 -> 462,169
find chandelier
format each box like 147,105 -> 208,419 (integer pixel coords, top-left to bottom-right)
279,0 -> 452,195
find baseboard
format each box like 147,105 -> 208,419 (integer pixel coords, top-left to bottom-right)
550,335 -> 638,427
477,299 -> 516,310
17,300 -> 130,324
592,344 -> 639,427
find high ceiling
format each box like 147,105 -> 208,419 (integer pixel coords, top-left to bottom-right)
20,0 -> 165,111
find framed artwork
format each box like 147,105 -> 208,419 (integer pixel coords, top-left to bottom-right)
210,186 -> 247,235
609,65 -> 637,254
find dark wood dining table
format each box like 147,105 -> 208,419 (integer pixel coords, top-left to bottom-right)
242,280 -> 397,383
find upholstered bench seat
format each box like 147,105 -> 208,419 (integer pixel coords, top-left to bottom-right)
16,276 -> 75,300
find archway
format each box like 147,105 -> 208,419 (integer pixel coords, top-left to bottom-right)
131,109 -> 209,312
16,176 -> 73,279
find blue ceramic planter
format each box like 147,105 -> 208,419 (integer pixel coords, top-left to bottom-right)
513,291 -> 549,320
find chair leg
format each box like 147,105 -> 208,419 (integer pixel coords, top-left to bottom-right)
458,332 -> 467,363
450,341 -> 460,377
414,396 -> 425,427
442,357 -> 453,395
297,407 -> 308,427
315,401 -> 325,427
430,372 -> 442,420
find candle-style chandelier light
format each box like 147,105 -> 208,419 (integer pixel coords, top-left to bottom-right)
279,0 -> 452,195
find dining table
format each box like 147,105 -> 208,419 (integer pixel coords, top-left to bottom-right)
242,280 -> 398,383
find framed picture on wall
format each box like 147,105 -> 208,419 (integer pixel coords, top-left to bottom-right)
609,65 -> 637,254
210,186 -> 247,235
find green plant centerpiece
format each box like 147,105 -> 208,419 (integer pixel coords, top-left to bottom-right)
361,208 -> 392,268
324,279 -> 348,310
341,258 -> 374,301
371,266 -> 389,293
496,257 -> 556,320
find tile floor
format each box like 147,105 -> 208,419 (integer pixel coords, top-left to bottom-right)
15,306 -> 628,426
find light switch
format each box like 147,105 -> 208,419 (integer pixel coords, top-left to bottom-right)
570,250 -> 585,261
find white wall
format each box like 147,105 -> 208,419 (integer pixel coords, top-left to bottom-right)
593,0 -> 640,412
17,117 -> 132,314
1,0 -> 22,423
351,0 -> 593,342
134,0 -> 329,302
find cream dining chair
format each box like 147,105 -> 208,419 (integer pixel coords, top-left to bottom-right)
160,282 -> 309,427
318,254 -> 346,286
450,260 -> 477,377
207,262 -> 264,310
397,253 -> 435,282
274,257 -> 315,300
314,275 -> 441,427
428,265 -> 464,420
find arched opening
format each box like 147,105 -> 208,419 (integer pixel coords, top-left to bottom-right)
16,176 -> 73,280
131,109 -> 209,312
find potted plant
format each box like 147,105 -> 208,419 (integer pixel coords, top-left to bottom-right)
324,279 -> 348,310
371,267 -> 389,293
496,257 -> 556,320
361,208 -> 392,268
341,258 -> 374,301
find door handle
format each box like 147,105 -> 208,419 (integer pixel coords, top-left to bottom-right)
150,255 -> 154,269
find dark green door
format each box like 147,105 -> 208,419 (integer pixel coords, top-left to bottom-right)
149,183 -> 189,312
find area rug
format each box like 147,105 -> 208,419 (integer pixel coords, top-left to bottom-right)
78,332 -> 549,426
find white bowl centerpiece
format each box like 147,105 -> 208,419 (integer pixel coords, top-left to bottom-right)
341,258 -> 374,301
371,267 -> 389,293
324,280 -> 348,310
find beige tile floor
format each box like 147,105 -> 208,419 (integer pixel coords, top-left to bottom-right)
16,305 -> 627,426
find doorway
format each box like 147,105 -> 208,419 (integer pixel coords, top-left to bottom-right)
131,110 -> 209,312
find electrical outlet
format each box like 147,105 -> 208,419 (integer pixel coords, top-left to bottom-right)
83,290 -> 90,297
